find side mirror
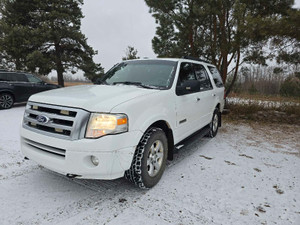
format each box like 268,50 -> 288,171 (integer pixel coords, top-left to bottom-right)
38,80 -> 46,85
176,80 -> 200,96
94,78 -> 102,84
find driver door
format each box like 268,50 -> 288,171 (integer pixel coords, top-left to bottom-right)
175,62 -> 202,142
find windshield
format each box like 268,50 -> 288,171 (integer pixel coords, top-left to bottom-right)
25,74 -> 42,83
100,60 -> 178,89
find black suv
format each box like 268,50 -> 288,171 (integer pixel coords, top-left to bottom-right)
0,71 -> 60,109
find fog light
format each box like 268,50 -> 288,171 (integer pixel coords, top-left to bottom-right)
91,155 -> 99,166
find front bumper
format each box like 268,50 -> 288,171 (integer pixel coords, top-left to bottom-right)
21,127 -> 143,179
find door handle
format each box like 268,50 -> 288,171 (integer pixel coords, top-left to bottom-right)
212,93 -> 216,97
196,97 -> 201,102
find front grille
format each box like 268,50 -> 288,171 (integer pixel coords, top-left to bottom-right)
27,122 -> 71,136
30,105 -> 77,117
23,102 -> 90,140
23,138 -> 66,158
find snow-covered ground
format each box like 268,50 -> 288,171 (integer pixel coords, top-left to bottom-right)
227,97 -> 300,108
0,106 -> 299,225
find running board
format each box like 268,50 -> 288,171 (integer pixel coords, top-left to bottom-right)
175,125 -> 211,150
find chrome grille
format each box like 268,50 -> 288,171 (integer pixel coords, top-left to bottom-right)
23,138 -> 66,158
23,102 -> 90,140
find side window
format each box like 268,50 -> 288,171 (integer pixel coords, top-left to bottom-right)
208,66 -> 224,88
5,73 -> 16,82
10,73 -> 28,82
194,64 -> 213,91
177,62 -> 196,86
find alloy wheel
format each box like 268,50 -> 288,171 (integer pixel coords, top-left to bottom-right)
0,94 -> 13,109
212,113 -> 218,133
147,140 -> 164,177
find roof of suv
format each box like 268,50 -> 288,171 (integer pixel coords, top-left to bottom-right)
0,70 -> 28,74
125,58 -> 216,68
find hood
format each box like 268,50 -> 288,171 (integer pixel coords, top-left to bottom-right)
46,83 -> 61,88
29,84 -> 160,112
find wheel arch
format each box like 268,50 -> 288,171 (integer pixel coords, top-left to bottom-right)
0,90 -> 15,101
147,120 -> 174,161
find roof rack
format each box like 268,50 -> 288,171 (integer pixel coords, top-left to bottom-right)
182,56 -> 210,64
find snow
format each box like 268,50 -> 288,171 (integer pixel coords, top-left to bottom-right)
1,106 -> 300,225
227,97 -> 300,108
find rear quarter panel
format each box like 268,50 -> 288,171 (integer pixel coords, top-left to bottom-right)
203,64 -> 225,112
0,82 -> 15,99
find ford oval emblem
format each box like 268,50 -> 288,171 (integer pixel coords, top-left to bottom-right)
36,115 -> 50,124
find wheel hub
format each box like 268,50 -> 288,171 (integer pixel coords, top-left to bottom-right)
0,95 -> 13,109
212,114 -> 218,132
147,140 -> 164,177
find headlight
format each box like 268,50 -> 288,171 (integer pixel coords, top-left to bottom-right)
85,113 -> 128,138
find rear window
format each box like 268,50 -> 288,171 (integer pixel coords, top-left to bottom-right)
208,66 -> 224,88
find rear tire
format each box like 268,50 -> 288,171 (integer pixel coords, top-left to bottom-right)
0,93 -> 14,109
125,127 -> 168,189
208,108 -> 220,138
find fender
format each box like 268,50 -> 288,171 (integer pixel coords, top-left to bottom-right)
0,89 -> 14,93
0,88 -> 14,95
138,114 -> 175,134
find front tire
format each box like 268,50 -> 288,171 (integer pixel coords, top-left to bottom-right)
0,93 -> 14,109
208,108 -> 220,138
125,127 -> 168,189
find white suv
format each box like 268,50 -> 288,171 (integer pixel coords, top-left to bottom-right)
21,58 -> 225,188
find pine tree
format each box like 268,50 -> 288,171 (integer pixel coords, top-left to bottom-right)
145,0 -> 296,95
122,46 -> 140,60
0,0 -> 103,86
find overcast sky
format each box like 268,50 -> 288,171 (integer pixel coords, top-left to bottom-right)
76,0 -> 300,75
81,0 -> 156,72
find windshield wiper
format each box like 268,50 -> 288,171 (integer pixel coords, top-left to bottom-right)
112,81 -> 159,89
95,78 -> 108,85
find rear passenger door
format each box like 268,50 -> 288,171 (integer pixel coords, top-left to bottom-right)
194,63 -> 215,127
